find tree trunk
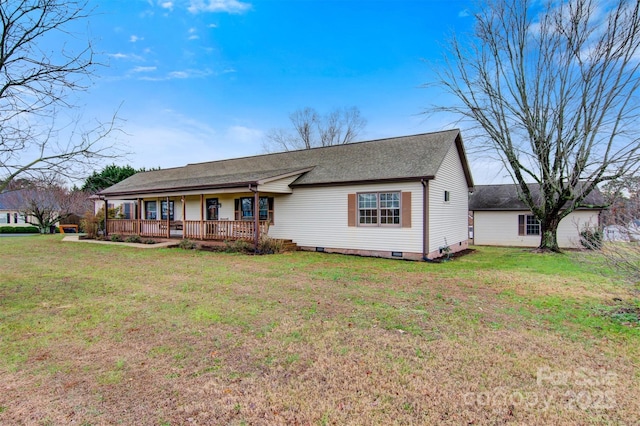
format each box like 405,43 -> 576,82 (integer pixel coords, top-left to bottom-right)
539,216 -> 561,252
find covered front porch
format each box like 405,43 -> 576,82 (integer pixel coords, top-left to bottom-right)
99,166 -> 310,245
106,217 -> 269,241
103,188 -> 275,243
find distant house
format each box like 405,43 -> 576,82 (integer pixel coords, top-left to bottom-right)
469,184 -> 605,248
604,220 -> 640,242
99,130 -> 474,260
0,192 -> 30,228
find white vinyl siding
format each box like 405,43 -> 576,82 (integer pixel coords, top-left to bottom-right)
473,210 -> 600,248
428,143 -> 470,252
268,182 -> 423,253
258,175 -> 301,193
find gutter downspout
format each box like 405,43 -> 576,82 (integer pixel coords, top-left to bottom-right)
421,179 -> 436,263
249,184 -> 259,253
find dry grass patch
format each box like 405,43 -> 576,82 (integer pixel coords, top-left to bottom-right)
0,236 -> 638,424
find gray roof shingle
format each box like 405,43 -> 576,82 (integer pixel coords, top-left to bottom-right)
469,183 -> 606,211
100,130 -> 473,197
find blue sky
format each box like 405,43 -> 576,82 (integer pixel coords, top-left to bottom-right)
73,0 -> 503,182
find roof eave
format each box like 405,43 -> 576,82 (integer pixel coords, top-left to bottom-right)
454,131 -> 475,190
290,176 -> 436,188
99,180 -> 258,198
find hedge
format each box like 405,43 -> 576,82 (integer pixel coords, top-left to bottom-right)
0,226 -> 40,234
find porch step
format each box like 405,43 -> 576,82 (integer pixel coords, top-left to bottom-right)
277,239 -> 299,252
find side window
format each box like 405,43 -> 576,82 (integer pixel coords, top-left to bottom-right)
357,192 -> 400,226
145,201 -> 157,220
235,197 -> 274,222
518,214 -> 540,235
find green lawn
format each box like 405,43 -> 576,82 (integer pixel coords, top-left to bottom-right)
1,236 -> 638,425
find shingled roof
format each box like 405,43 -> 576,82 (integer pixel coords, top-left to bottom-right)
469,183 -> 606,211
100,130 -> 473,197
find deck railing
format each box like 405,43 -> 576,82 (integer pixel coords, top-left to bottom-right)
107,219 -> 269,241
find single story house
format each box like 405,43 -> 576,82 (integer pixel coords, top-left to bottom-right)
0,192 -> 30,227
469,183 -> 605,248
98,129 -> 474,260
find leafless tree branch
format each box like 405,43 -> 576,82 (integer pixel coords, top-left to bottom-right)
431,0 -> 640,252
0,0 -> 123,193
263,106 -> 367,152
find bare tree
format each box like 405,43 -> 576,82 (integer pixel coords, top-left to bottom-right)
432,0 -> 640,252
601,175 -> 640,228
579,176 -> 640,290
0,0 -> 121,193
3,176 -> 91,233
264,106 -> 367,152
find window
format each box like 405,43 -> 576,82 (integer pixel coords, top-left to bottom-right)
518,214 -> 540,236
358,193 -> 378,224
122,203 -> 134,220
145,201 -> 157,220
206,198 -> 219,220
0,213 -> 8,224
358,192 -> 400,226
235,197 -> 274,222
161,200 -> 174,220
444,191 -> 450,202
14,213 -> 23,224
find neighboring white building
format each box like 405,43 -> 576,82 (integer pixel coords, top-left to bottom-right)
604,221 -> 640,242
99,130 -> 474,260
0,193 -> 30,227
469,184 -> 605,248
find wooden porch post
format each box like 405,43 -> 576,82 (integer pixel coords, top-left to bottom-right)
181,195 -> 186,238
200,194 -> 204,240
137,198 -> 142,235
103,199 -> 108,237
166,196 -> 171,239
253,189 -> 260,250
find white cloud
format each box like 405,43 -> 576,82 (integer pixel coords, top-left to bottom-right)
188,0 -> 252,14
130,35 -> 143,43
108,52 -> 145,62
458,9 -> 470,17
168,71 -> 189,79
137,69 -> 213,81
188,27 -> 199,40
208,23 -> 218,28
160,1 -> 173,10
122,113 -> 263,170
224,126 -> 264,146
132,66 -> 157,73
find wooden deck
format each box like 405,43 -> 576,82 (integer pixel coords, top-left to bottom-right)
107,219 -> 269,241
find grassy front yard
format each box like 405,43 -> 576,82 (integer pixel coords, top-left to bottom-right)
1,236 -> 638,424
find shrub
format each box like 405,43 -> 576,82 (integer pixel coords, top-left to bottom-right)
178,239 -> 198,250
223,239 -> 254,254
110,234 -> 123,242
80,209 -> 101,239
257,236 -> 284,254
125,235 -> 142,244
580,224 -> 603,250
0,226 -> 40,234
